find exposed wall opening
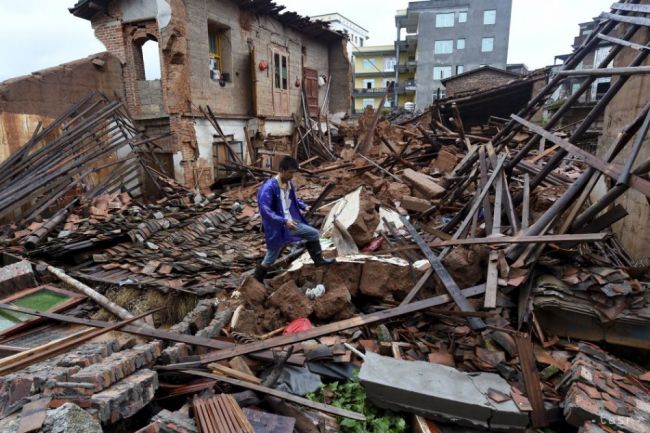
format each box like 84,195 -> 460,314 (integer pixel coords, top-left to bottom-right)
208,21 -> 232,81
141,39 -> 161,80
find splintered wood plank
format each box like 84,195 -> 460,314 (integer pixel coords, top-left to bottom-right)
400,216 -> 486,331
514,333 -> 547,428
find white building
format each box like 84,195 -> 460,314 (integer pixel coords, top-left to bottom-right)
311,13 -> 369,59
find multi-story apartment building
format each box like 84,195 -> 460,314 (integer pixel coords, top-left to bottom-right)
312,13 -> 369,60
395,0 -> 512,109
351,45 -> 416,114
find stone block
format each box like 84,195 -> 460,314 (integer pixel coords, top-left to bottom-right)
402,169 -> 445,199
401,196 -> 432,213
0,261 -> 37,298
359,353 -> 528,431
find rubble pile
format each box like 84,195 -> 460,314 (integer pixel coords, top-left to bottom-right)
1,3 -> 650,433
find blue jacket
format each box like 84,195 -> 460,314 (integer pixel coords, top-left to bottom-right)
257,177 -> 309,250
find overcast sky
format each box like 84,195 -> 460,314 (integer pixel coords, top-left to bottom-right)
0,0 -> 615,82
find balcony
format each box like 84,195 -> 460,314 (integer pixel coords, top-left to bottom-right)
353,87 -> 389,96
395,80 -> 417,94
396,35 -> 418,53
354,70 -> 396,78
396,60 -> 417,73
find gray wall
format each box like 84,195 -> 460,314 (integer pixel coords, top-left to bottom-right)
407,0 -> 512,109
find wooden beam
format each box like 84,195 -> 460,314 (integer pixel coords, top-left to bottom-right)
601,12 -> 650,27
511,115 -> 650,198
0,303 -> 305,366
610,2 -> 650,13
374,233 -> 609,254
182,370 -> 366,421
597,33 -> 650,52
399,216 -> 486,330
440,155 -> 506,258
160,285 -> 486,368
0,309 -> 160,375
514,333 -> 547,427
557,66 -> 650,77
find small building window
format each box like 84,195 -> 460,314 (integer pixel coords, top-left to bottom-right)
484,10 -> 496,25
273,52 -> 288,90
481,37 -> 494,52
208,22 -> 231,81
363,58 -> 375,71
433,89 -> 447,100
384,57 -> 397,72
458,12 -> 467,23
363,79 -> 375,89
436,13 -> 454,28
434,40 -> 453,54
433,66 -> 452,80
457,39 -> 466,50
456,65 -> 464,75
362,98 -> 375,108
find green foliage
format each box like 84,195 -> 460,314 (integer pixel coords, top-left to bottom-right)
307,372 -> 407,433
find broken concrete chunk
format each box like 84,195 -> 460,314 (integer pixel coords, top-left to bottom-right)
359,353 -> 528,431
359,259 -> 413,300
431,149 -> 460,174
402,169 -> 445,198
42,402 -> 103,433
0,260 -> 37,299
401,196 -> 432,213
239,276 -> 267,306
269,280 -> 313,321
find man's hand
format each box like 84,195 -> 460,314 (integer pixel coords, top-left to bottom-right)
286,220 -> 298,230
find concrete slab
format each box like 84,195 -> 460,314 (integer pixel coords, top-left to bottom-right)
359,353 -> 529,431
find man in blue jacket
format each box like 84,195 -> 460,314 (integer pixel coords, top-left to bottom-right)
254,156 -> 335,282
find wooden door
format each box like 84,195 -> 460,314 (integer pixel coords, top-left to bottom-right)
303,67 -> 319,117
272,50 -> 289,116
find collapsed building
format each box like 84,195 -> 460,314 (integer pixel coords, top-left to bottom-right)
0,1 -> 649,433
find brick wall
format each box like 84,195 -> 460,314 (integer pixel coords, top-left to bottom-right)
444,69 -> 518,97
184,0 -> 342,118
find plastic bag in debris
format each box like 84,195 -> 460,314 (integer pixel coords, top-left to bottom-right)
305,284 -> 326,300
283,318 -> 313,335
270,365 -> 322,396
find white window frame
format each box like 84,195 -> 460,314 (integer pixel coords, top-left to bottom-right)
433,66 -> 452,80
362,58 -> 375,71
456,65 -> 464,75
362,98 -> 375,108
384,57 -> 397,72
481,37 -> 494,52
457,39 -> 466,50
458,11 -> 467,23
435,13 -> 454,28
434,40 -> 454,54
483,10 -> 496,25
362,79 -> 375,89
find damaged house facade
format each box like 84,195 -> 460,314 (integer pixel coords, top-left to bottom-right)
63,0 -> 351,190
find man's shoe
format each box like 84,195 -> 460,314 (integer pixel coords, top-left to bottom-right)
254,264 -> 268,282
306,240 -> 336,267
